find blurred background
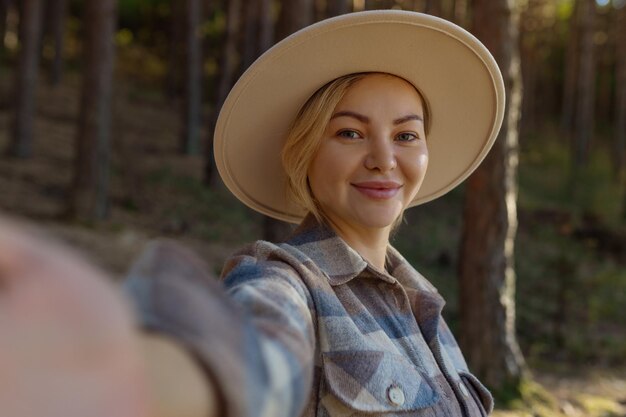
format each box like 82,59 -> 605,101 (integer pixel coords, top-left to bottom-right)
0,0 -> 625,416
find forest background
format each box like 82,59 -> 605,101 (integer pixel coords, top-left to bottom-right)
0,0 -> 625,416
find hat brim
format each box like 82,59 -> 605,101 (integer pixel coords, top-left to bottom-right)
215,10 -> 505,223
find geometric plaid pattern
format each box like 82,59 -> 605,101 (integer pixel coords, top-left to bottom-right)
125,215 -> 493,417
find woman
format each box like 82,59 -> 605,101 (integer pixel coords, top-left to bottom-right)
0,10 -> 503,417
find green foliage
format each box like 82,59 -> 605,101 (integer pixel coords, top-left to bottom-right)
505,377 -> 560,413
519,126 -> 625,225
117,0 -> 170,28
144,166 -> 260,244
516,128 -> 626,364
556,0 -> 575,21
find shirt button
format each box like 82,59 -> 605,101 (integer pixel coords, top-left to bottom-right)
387,385 -> 405,406
458,380 -> 470,397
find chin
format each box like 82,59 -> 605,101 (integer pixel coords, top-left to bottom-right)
354,210 -> 402,229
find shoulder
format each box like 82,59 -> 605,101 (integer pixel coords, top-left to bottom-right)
220,240 -> 322,299
221,240 -> 312,277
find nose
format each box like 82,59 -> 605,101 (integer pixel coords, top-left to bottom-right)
364,137 -> 396,172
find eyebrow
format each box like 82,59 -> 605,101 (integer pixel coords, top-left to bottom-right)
331,111 -> 369,123
330,110 -> 423,125
393,114 -> 423,125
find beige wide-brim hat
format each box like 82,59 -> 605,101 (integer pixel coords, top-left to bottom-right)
215,10 -> 504,223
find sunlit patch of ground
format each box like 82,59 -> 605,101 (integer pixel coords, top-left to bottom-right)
494,367 -> 626,417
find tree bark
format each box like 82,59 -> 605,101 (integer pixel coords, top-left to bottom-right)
47,0 -> 67,86
424,0 -> 443,17
217,0 -> 242,107
242,0 -> 260,70
0,0 -> 11,55
353,0 -> 366,11
571,0 -> 595,169
165,0 -> 185,99
258,0 -> 273,53
452,0 -> 468,27
8,0 -> 43,158
261,0 -> 316,242
242,0 -> 274,70
458,0 -> 525,391
314,0 -> 325,21
70,0 -> 117,221
327,0 -> 352,17
16,0 -> 23,42
277,0 -> 314,41
181,0 -> 202,155
204,0 -> 241,187
560,0 -> 580,135
615,4 -> 626,217
519,2 -> 537,137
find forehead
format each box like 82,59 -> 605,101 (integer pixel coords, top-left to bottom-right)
335,74 -> 425,111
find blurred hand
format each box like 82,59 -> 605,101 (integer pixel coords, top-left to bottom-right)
0,218 -> 152,417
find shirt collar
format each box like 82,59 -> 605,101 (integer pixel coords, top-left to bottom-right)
286,214 -> 435,290
385,245 -> 441,294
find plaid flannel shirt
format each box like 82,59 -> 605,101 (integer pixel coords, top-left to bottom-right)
125,215 -> 493,417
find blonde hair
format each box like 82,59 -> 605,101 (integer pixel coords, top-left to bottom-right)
281,72 -> 429,226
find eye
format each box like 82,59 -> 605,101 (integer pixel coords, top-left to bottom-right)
337,129 -> 362,139
395,132 -> 419,142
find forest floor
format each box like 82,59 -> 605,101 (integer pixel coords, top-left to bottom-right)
1,73 -> 625,416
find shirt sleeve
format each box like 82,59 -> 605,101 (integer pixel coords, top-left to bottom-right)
123,239 -> 316,417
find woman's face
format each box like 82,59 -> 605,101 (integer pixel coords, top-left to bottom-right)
308,73 -> 428,232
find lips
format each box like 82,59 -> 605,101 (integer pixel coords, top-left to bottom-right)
351,181 -> 402,199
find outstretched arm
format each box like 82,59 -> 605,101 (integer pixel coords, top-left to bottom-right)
0,218 -> 217,417
126,240 -> 317,417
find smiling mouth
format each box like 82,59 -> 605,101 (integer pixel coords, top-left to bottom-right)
351,181 -> 402,200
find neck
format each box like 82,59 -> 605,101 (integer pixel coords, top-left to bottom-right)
324,218 -> 391,270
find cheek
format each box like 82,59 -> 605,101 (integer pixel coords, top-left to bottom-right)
308,147 -> 344,190
307,155 -> 331,201
403,150 -> 429,177
417,153 -> 429,173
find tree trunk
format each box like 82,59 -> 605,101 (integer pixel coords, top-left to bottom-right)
615,4 -> 626,217
258,0 -> 273,53
571,0 -> 595,169
314,0 -> 325,21
165,0 -> 185,99
47,0 -> 67,86
181,0 -> 202,155
261,0 -> 316,242
452,0 -> 468,27
242,0 -> 260,69
560,0 -> 580,135
458,0 -> 525,392
8,0 -> 43,158
409,0 -> 426,12
277,0 -> 314,41
242,0 -> 274,69
327,0 -> 352,17
366,0 -> 395,9
204,0 -> 241,187
16,0 -> 23,42
70,0 -> 117,221
0,0 -> 11,55
519,5 -> 537,137
353,0 -> 366,11
424,0 -> 443,17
